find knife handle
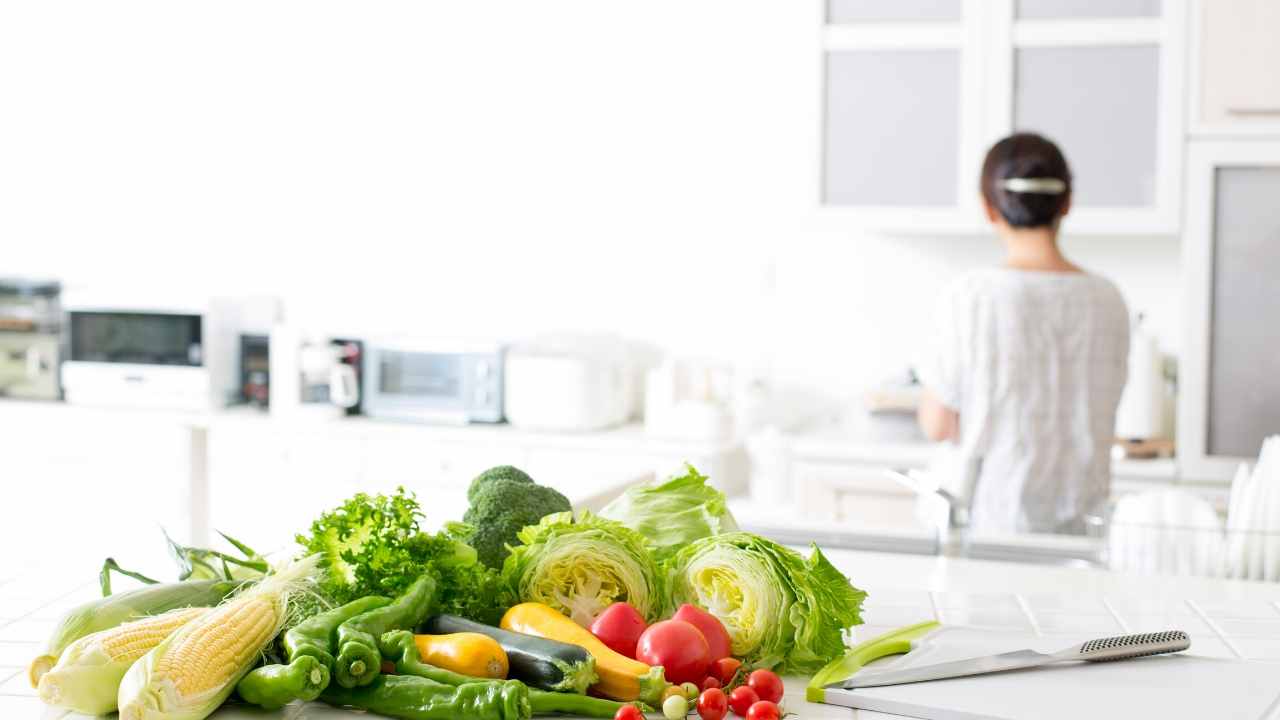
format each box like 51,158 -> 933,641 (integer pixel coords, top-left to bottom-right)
1066,630 -> 1191,662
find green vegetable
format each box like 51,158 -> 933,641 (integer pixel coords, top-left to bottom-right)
335,574 -> 437,688
323,673 -> 529,720
27,579 -> 243,689
599,465 -> 738,560
381,630 -> 634,718
464,467 -> 572,569
285,595 -> 391,670
502,511 -> 663,625
296,487 -> 510,624
667,533 -> 866,673
423,614 -> 597,694
662,693 -> 689,720
236,655 -> 330,710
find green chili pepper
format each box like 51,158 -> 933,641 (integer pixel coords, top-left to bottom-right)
285,595 -> 391,669
322,674 -> 530,720
335,574 -> 437,688
236,655 -> 330,710
379,630 -> 640,719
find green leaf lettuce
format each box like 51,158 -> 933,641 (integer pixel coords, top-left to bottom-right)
599,465 -> 738,560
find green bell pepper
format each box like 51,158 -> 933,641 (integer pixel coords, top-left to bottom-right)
236,655 -> 330,710
322,674 -> 529,720
335,574 -> 437,688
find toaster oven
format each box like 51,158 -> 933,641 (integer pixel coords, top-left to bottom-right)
362,339 -> 504,424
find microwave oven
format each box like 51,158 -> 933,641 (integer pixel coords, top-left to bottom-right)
362,339 -> 504,424
62,292 -> 280,411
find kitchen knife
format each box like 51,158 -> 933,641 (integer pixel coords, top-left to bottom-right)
828,630 -> 1190,689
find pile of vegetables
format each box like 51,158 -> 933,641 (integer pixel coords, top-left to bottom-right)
29,462 -> 865,720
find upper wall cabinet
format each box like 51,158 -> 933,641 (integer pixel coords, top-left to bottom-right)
1191,0 -> 1280,137
819,0 -> 1186,235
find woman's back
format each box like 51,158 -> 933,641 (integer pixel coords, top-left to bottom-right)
929,268 -> 1130,533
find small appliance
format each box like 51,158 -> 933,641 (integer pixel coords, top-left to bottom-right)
504,334 -> 639,431
268,325 -> 361,419
0,278 -> 63,401
239,334 -> 270,408
62,290 -> 280,411
644,358 -> 734,441
362,338 -> 504,424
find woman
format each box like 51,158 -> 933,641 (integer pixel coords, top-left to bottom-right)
917,133 -> 1130,535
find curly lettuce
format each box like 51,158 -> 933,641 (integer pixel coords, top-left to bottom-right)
668,532 -> 866,673
599,465 -> 738,560
502,511 -> 663,626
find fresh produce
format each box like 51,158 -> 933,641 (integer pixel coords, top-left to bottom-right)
501,602 -> 667,705
600,465 -> 739,560
235,656 -> 330,710
709,657 -> 741,686
463,466 -> 572,569
614,705 -> 644,720
28,579 -> 243,688
414,633 -> 509,679
673,604 -> 733,662
285,595 -> 392,671
697,687 -> 728,720
668,533 -> 866,672
680,681 -> 700,698
296,487 -> 510,624
636,620 -> 710,685
590,602 -> 647,658
424,614 -> 597,694
335,574 -> 437,688
701,676 -> 722,691
380,630 -> 638,718
35,607 -> 208,715
322,674 -> 529,720
746,700 -> 780,720
662,693 -> 689,720
727,686 -> 758,717
117,555 -> 319,720
662,685 -> 688,703
503,511 -> 663,625
745,669 -> 783,704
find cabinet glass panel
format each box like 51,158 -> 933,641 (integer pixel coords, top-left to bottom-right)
1208,167 -> 1280,458
824,49 -> 960,206
1015,0 -> 1159,19
1014,46 -> 1158,207
828,0 -> 961,23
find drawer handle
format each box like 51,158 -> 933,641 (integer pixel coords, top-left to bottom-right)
1227,107 -> 1280,116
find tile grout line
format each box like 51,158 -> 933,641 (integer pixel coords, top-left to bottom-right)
1014,594 -> 1042,635
1100,597 -> 1132,633
928,591 -> 943,624
1186,599 -> 1244,659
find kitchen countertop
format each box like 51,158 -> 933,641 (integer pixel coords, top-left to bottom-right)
6,550 -> 1280,719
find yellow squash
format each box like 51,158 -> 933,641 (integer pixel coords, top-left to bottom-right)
500,602 -> 667,705
413,633 -> 509,679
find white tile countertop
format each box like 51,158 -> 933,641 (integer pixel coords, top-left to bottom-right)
5,549 -> 1280,719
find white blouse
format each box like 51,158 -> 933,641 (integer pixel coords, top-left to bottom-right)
922,268 -> 1130,534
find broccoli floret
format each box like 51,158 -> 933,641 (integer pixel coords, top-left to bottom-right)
466,465 -> 535,503
463,475 -> 571,569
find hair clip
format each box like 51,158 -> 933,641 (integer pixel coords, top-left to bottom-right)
1001,177 -> 1067,194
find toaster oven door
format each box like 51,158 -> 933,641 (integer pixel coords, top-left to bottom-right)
69,311 -> 203,366
364,347 -> 503,424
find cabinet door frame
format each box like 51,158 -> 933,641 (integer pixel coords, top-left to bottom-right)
1179,141 -> 1280,480
983,0 -> 1187,236
1187,0 -> 1280,138
817,0 -> 989,234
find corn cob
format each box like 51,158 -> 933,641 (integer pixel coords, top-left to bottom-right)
36,607 -> 208,715
117,556 -> 318,720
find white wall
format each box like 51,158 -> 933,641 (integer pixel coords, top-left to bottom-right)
0,1 -> 1181,405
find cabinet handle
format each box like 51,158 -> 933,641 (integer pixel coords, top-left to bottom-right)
1227,107 -> 1280,116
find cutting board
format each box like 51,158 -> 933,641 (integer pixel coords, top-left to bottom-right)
825,627 -> 1280,720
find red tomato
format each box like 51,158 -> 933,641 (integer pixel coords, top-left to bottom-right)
590,602 -> 648,659
696,687 -> 728,720
636,620 -> 711,685
710,657 -> 742,685
701,676 -> 722,691
746,669 -> 784,704
746,701 -> 780,720
613,705 -> 644,720
727,686 -> 759,717
673,604 -> 734,661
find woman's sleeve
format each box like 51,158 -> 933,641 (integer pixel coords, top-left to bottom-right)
919,283 -> 965,411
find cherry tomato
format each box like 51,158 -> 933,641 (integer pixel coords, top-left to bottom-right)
701,676 -> 722,691
673,603 -> 734,661
727,686 -> 759,717
746,700 -> 780,720
590,602 -> 648,659
710,657 -> 742,685
663,686 -> 688,704
614,705 -> 644,720
746,669 -> 784,704
636,620 -> 711,685
697,687 -> 729,720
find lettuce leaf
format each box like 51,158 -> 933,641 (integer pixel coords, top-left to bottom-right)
599,465 -> 738,559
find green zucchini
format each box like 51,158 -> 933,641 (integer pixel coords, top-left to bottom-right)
422,615 -> 597,694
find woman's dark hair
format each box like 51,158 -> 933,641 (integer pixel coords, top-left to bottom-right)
980,132 -> 1072,228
